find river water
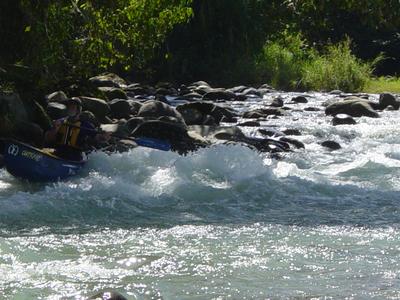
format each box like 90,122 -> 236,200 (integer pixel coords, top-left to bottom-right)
1,92 -> 400,299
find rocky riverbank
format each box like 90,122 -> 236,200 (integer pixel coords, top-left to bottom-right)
1,72 -> 399,157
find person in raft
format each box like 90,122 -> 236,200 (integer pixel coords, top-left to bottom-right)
45,97 -> 110,161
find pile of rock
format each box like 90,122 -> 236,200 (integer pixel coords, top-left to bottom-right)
1,72 -> 398,155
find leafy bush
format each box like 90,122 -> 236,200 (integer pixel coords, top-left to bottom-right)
255,32 -> 312,90
301,38 -> 377,92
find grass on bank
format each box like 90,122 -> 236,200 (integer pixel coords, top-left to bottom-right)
256,34 -> 378,92
364,77 -> 400,93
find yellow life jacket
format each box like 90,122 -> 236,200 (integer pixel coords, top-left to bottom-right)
56,119 -> 82,149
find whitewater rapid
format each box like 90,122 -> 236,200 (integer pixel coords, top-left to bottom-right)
1,92 -> 400,299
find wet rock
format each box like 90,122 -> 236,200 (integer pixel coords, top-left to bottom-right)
176,102 -> 235,126
220,115 -> 238,123
242,87 -> 261,97
46,102 -> 67,120
133,120 -> 206,154
125,84 -> 152,96
279,136 -> 305,149
80,111 -> 100,126
321,140 -> 341,150
243,108 -> 285,119
98,87 -> 128,100
202,89 -> 236,101
329,90 -> 343,95
127,100 -> 142,115
304,107 -> 320,111
80,96 -> 111,121
46,91 -> 68,103
227,86 -> 248,93
379,93 -> 399,110
126,117 -> 147,132
89,73 -> 127,88
332,114 -> 357,126
237,121 -> 260,127
291,96 -> 308,103
270,97 -> 284,107
258,128 -> 284,137
282,129 -> 301,136
109,99 -> 131,119
325,97 -> 379,118
137,100 -> 185,126
89,290 -> 128,300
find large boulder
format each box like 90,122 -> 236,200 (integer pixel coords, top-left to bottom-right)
202,89 -> 236,101
176,102 -> 236,125
80,96 -> 110,121
89,73 -> 127,88
325,97 -> 379,118
379,93 -> 399,110
46,91 -> 68,103
133,120 -> 206,154
137,100 -> 185,126
243,108 -> 286,118
46,102 -> 67,120
109,99 -> 132,119
98,87 -> 128,100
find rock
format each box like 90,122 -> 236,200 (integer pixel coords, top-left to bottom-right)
89,73 -> 127,88
282,129 -> 301,136
329,90 -> 343,95
332,114 -> 357,126
220,115 -> 237,123
89,290 -> 128,300
325,98 -> 379,118
304,107 -> 320,111
126,117 -> 147,132
125,84 -> 152,96
227,86 -> 248,93
0,91 -> 28,124
258,128 -> 284,137
46,102 -> 67,120
80,96 -> 110,121
270,97 -> 284,107
137,100 -> 186,125
237,121 -> 260,127
379,93 -> 399,110
291,96 -> 308,103
188,81 -> 211,88
98,87 -> 128,100
279,136 -> 305,149
202,90 -> 236,101
46,91 -> 68,103
80,111 -> 100,126
109,99 -> 132,119
243,108 -> 285,118
321,140 -> 341,150
127,100 -> 142,115
176,102 -> 235,126
242,88 -> 262,97
133,120 -> 206,154
189,125 -> 245,141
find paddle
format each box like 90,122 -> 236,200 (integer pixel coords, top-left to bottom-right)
65,123 -> 171,151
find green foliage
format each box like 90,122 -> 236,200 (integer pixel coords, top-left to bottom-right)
255,32 -> 311,90
301,39 -> 376,92
1,0 -> 193,92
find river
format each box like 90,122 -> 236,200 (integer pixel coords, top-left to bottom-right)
1,92 -> 400,299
